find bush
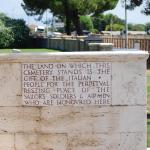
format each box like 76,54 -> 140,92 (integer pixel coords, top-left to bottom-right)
0,13 -> 30,48
105,24 -> 124,31
0,22 -> 14,48
80,16 -> 93,31
5,19 -> 30,48
90,28 -> 99,34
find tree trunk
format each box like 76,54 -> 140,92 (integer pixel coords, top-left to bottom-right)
64,0 -> 71,35
72,10 -> 82,35
65,16 -> 71,35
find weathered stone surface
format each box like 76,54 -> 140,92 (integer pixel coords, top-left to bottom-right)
15,133 -> 67,150
40,106 -> 146,134
0,106 -> 145,134
120,132 -> 146,150
0,63 -> 21,106
112,60 -> 146,105
0,132 -> 145,150
67,132 -> 145,150
0,51 -> 147,63
0,134 -> 14,150
40,106 -> 93,134
92,106 -> 146,133
0,107 -> 40,133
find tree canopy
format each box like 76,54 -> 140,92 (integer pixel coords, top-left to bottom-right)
5,19 -> 30,48
22,0 -> 118,35
145,22 -> 150,34
128,23 -> 145,31
0,19 -> 14,48
0,13 -> 30,48
92,13 -> 124,31
80,16 -> 93,31
105,23 -> 124,31
127,0 -> 150,15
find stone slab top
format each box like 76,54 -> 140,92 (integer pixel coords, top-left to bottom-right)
0,51 -> 148,63
88,43 -> 114,46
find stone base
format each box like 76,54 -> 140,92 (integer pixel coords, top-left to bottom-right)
0,51 -> 148,150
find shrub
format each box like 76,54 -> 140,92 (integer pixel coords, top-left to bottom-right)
5,19 -> 30,48
105,23 -> 124,31
80,16 -> 93,31
0,22 -> 14,48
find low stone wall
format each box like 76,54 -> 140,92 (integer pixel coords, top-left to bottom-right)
47,38 -> 112,52
0,51 -> 148,149
48,38 -> 84,51
49,38 -> 64,50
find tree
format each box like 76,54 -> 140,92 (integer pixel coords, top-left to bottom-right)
92,14 -> 106,31
0,21 -> 14,48
22,0 -> 118,35
80,16 -> 93,31
0,13 -> 30,48
5,19 -> 30,48
92,13 -> 124,31
0,13 -> 9,23
105,23 -> 124,31
128,23 -> 145,31
145,22 -> 150,34
127,0 -> 150,15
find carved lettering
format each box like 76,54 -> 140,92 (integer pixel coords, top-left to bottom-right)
22,62 -> 112,106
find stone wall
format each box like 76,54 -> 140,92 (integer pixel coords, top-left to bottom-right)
48,38 -> 83,51
47,38 -> 113,51
0,51 -> 148,150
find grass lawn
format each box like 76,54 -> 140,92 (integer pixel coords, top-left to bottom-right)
148,70 -> 150,147
148,118 -> 150,147
0,48 -> 60,53
147,70 -> 150,112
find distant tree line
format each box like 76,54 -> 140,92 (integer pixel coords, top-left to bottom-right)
79,13 -> 150,33
0,13 -> 30,48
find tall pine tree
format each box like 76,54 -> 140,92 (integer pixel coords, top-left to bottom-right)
22,0 -> 118,35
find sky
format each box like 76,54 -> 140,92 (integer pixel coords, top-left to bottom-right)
0,0 -> 149,26
106,0 -> 150,24
0,0 -> 47,26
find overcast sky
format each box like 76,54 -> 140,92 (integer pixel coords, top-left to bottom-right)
0,0 -> 149,26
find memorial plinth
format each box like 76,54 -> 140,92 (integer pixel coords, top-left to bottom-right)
0,51 -> 148,150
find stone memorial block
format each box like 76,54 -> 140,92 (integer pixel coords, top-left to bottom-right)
84,34 -> 103,43
84,34 -> 103,51
0,51 -> 148,150
88,43 -> 114,51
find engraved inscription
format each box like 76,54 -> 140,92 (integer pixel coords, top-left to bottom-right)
22,62 -> 112,106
